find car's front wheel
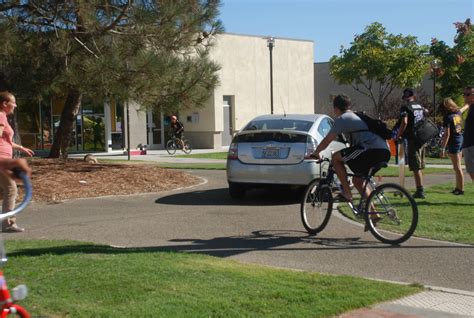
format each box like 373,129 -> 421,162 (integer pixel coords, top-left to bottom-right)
229,182 -> 246,199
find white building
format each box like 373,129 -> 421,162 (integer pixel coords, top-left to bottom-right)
121,33 -> 315,151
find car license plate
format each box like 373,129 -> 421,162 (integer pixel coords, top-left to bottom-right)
263,148 -> 279,158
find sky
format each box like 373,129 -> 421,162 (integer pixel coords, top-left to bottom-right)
219,0 -> 473,62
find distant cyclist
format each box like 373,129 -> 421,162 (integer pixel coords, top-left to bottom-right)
170,115 -> 185,149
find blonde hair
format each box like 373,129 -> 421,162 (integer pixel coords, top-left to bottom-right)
441,98 -> 459,114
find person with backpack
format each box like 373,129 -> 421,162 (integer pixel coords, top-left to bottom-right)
394,88 -> 428,199
312,94 -> 390,208
440,98 -> 469,195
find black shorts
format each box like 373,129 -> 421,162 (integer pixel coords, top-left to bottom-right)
340,147 -> 391,176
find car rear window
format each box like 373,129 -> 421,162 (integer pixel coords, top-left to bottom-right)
243,119 -> 313,132
234,132 -> 307,143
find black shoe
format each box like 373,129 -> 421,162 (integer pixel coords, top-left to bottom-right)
452,189 -> 464,195
413,191 -> 426,199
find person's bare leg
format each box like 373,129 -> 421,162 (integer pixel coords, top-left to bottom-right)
332,152 -> 352,200
413,169 -> 423,188
449,153 -> 464,191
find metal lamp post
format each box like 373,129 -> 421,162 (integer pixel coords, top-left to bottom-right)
267,37 -> 275,114
431,59 -> 440,118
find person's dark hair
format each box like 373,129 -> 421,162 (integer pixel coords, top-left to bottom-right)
0,91 -> 14,103
333,94 -> 351,111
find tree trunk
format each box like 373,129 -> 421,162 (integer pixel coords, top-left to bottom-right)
48,89 -> 83,158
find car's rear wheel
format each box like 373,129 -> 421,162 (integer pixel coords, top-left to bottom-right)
229,182 -> 246,199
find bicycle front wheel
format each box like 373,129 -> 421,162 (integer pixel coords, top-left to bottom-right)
301,180 -> 333,235
364,183 -> 418,245
165,140 -> 176,155
182,139 -> 192,154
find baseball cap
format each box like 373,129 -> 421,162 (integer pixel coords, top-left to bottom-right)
402,88 -> 415,98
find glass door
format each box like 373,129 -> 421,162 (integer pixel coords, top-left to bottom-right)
146,110 -> 163,149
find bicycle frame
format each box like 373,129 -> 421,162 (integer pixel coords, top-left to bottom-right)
319,158 -> 376,217
0,170 -> 32,318
0,275 -> 30,318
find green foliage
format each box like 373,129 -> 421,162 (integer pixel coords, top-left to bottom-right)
330,22 -> 429,115
430,18 -> 474,99
0,0 -> 223,112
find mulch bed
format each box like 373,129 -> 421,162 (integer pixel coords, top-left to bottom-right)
23,158 -> 200,203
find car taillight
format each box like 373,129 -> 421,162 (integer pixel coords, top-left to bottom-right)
228,142 -> 238,160
304,136 -> 318,159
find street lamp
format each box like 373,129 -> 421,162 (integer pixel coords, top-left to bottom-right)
267,36 -> 275,114
431,59 -> 440,118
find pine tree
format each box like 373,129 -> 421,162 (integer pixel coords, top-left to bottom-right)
0,0 -> 223,157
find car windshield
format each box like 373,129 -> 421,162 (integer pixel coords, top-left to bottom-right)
243,119 -> 313,132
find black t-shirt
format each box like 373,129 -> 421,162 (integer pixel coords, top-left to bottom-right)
462,104 -> 474,148
443,112 -> 463,147
171,120 -> 184,134
399,102 -> 425,138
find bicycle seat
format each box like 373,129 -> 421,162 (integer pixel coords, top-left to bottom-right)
368,162 -> 388,177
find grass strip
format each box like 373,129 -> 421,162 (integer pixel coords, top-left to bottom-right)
377,166 -> 453,177
338,183 -> 474,244
175,152 -> 228,159
158,162 -> 226,170
6,240 -> 421,318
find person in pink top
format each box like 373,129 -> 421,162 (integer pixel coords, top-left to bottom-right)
0,92 -> 34,232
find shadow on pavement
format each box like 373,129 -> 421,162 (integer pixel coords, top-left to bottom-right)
9,230 -> 472,259
156,187 -> 302,206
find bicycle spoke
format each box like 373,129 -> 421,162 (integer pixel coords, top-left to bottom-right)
301,182 -> 333,235
365,183 -> 418,245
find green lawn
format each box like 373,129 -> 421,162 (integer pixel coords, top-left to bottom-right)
390,156 -> 463,165
339,183 -> 474,244
175,152 -> 228,159
376,166 -> 453,177
6,240 -> 420,318
158,162 -> 453,176
158,162 -> 226,170
174,152 -> 457,166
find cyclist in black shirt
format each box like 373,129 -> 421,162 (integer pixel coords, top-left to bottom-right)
170,115 -> 185,149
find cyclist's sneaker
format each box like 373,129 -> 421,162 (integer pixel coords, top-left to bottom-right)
412,190 -> 426,199
452,189 -> 464,195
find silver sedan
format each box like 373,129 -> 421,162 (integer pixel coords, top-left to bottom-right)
226,114 -> 347,198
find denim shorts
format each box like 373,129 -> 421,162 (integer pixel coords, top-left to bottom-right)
448,136 -> 463,154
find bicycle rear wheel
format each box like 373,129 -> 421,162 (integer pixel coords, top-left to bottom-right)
364,183 -> 418,245
165,139 -> 176,155
182,139 -> 192,154
301,180 -> 333,235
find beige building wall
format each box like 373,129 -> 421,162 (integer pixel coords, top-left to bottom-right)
183,33 -> 315,148
314,62 -> 434,118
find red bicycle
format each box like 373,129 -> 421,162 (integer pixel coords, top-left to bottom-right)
0,169 -> 32,317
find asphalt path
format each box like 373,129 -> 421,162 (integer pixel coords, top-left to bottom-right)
15,170 -> 474,292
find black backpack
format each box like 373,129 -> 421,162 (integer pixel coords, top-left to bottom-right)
354,111 -> 392,140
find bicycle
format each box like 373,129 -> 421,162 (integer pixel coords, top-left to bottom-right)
301,158 -> 418,245
0,168 -> 33,317
165,135 -> 192,155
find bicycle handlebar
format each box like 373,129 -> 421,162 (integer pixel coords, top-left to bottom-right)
314,157 -> 330,164
0,169 -> 32,221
